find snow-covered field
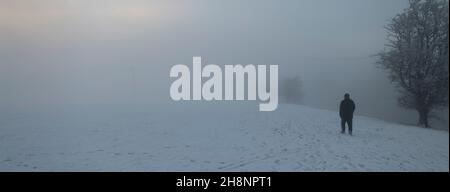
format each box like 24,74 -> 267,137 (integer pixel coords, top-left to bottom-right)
0,104 -> 448,171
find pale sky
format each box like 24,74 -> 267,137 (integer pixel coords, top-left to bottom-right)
3,0 -> 447,127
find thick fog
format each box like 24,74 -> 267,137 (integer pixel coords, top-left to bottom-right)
0,0 -> 448,128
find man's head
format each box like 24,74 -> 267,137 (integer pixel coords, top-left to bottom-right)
344,93 -> 350,99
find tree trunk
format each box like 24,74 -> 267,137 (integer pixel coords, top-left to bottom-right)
417,108 -> 430,128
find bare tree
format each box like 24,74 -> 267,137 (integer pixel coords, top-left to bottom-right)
377,0 -> 449,128
280,76 -> 303,104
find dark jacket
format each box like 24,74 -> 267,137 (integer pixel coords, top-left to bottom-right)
339,98 -> 355,120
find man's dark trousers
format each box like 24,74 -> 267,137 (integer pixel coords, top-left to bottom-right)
341,118 -> 352,134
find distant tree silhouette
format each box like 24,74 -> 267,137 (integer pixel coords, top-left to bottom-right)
377,0 -> 449,128
280,76 -> 303,104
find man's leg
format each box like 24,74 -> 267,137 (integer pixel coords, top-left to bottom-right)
341,119 -> 346,133
348,119 -> 353,135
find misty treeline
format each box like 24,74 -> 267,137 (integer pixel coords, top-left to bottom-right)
378,0 -> 449,128
280,76 -> 303,105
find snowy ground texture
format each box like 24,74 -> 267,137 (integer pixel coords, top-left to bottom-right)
0,104 -> 448,171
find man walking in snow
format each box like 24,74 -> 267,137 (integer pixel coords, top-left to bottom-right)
339,93 -> 355,135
